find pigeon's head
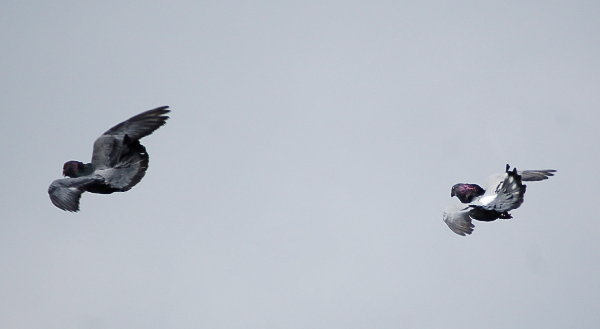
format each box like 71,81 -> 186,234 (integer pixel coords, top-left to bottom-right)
62,161 -> 85,178
451,183 -> 486,203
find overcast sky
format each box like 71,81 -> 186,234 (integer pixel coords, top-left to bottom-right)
1,1 -> 599,328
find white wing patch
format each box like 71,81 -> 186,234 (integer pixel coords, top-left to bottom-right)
479,194 -> 497,205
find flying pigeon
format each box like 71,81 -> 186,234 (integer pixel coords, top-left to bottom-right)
443,165 -> 556,236
48,106 -> 170,212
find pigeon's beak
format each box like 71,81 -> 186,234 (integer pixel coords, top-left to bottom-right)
450,190 -> 456,197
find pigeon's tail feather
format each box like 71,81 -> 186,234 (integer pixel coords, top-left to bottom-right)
519,169 -> 557,181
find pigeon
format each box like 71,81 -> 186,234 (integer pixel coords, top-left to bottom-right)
443,164 -> 556,236
48,106 -> 170,212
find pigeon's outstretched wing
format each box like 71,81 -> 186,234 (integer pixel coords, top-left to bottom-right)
91,107 -> 169,169
519,169 -> 556,181
443,205 -> 475,236
102,106 -> 170,140
475,166 -> 526,213
48,176 -> 104,212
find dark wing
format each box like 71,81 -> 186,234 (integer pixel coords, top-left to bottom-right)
91,106 -> 169,168
443,205 -> 475,236
518,169 -> 556,181
48,176 -> 103,212
91,135 -> 121,168
102,106 -> 170,140
100,137 -> 149,191
475,167 -> 526,213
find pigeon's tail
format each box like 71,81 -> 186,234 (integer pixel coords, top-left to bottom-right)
518,169 -> 557,181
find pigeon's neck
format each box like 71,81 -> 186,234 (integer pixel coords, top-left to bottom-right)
76,163 -> 96,177
83,163 -> 95,175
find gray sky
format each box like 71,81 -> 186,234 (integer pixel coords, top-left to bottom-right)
1,1 -> 599,328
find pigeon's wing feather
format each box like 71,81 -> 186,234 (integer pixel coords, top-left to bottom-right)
48,176 -> 103,212
99,137 -> 149,191
91,135 -> 121,168
477,167 -> 526,213
91,107 -> 169,168
519,169 -> 556,181
443,205 -> 475,236
102,106 -> 170,140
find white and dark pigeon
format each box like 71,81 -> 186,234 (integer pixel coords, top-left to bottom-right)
443,165 -> 556,236
48,106 -> 170,212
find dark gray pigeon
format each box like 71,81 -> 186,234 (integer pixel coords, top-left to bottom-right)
48,106 -> 170,212
443,164 -> 556,236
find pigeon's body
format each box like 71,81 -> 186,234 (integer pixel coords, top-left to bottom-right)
48,106 -> 170,211
443,165 -> 555,236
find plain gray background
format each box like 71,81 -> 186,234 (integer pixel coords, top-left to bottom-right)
1,1 -> 598,328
